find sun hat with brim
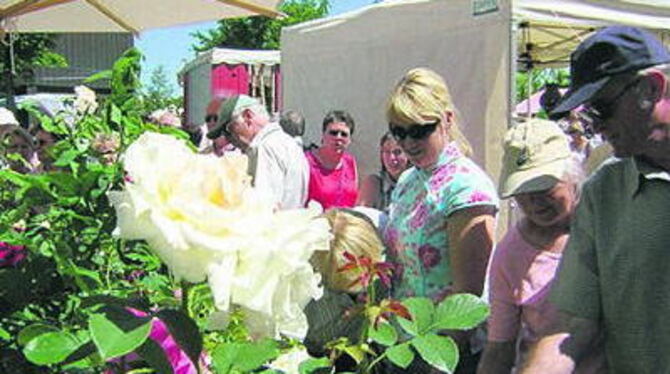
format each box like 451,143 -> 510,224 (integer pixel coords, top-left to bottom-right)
206,95 -> 258,140
552,26 -> 670,115
499,118 -> 572,198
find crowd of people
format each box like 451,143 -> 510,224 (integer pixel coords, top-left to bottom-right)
2,24 -> 670,373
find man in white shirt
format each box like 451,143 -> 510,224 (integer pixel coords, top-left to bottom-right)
207,95 -> 309,209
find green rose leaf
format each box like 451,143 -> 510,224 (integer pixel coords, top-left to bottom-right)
433,293 -> 489,331
233,339 -> 280,371
212,340 -> 279,373
369,321 -> 398,346
211,342 -> 239,374
23,331 -> 82,365
397,297 -> 435,336
411,334 -> 459,373
298,356 -> 332,374
89,313 -> 152,359
135,338 -> 173,374
155,309 -> 202,368
0,326 -> 10,341
386,342 -> 415,369
18,324 -> 60,346
61,341 -> 99,368
342,344 -> 367,364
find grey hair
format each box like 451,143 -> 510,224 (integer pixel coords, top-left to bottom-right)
231,101 -> 268,122
561,153 -> 587,199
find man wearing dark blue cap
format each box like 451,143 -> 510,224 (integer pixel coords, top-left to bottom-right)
522,26 -> 670,373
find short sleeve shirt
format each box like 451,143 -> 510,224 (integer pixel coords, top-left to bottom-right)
247,123 -> 309,210
383,142 -> 498,301
305,151 -> 358,209
551,157 -> 670,373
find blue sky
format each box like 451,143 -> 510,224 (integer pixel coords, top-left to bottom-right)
134,0 -> 374,93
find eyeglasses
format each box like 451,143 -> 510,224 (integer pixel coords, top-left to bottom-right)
205,114 -> 218,123
389,120 -> 439,141
327,130 -> 350,138
206,120 -> 232,140
579,78 -> 640,128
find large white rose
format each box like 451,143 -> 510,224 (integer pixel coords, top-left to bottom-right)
109,132 -> 331,339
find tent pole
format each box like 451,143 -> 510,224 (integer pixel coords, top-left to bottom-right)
3,32 -> 16,111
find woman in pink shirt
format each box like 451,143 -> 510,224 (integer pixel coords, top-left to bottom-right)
305,110 -> 359,209
478,119 -> 604,373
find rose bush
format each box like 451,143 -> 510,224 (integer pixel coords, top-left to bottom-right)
109,132 -> 331,340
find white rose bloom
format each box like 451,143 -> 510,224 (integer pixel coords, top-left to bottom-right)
74,85 -> 98,114
109,132 -> 330,339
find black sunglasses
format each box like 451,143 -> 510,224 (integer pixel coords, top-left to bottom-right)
206,120 -> 232,140
205,114 -> 218,123
327,130 -> 350,138
580,78 -> 640,128
389,120 -> 439,141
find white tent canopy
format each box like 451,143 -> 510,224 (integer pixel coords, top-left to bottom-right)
0,0 -> 282,33
514,0 -> 670,68
282,0 -> 511,184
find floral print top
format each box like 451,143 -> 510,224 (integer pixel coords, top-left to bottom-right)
383,142 -> 498,301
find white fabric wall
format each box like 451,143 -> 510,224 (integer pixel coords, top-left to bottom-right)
185,61 -> 212,127
282,0 -> 511,184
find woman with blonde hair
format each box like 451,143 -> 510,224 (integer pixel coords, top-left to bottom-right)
383,68 -> 498,373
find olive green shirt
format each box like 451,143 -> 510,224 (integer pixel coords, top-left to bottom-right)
551,156 -> 670,373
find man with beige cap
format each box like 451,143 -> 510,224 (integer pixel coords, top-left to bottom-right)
523,26 -> 670,373
206,95 -> 309,209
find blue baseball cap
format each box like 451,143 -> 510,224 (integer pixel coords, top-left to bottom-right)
552,26 -> 670,114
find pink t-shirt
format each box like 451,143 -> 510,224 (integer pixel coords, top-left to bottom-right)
305,151 -> 358,209
488,224 -> 605,372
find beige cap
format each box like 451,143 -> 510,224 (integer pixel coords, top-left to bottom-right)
499,118 -> 571,198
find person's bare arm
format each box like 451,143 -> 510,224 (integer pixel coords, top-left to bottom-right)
520,312 -> 600,374
447,205 -> 496,296
445,205 -> 496,349
356,174 -> 381,207
478,341 -> 516,374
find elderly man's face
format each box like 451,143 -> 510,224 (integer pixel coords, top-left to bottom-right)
225,110 -> 255,150
584,76 -> 654,158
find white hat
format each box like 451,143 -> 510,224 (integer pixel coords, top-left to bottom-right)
0,108 -> 19,126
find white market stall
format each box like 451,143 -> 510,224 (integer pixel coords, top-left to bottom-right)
282,0 -> 670,182
282,0 -> 512,182
515,0 -> 670,69
179,48 -> 281,127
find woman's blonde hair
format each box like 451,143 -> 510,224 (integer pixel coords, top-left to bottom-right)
386,67 -> 473,157
312,209 -> 384,293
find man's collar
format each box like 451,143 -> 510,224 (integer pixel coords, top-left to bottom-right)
627,156 -> 670,196
249,122 -> 280,148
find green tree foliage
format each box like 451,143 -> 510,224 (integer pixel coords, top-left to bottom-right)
140,65 -> 182,114
191,0 -> 330,51
516,67 -> 570,103
1,33 -> 68,94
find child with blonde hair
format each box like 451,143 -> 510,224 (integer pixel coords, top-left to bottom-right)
304,208 -> 386,366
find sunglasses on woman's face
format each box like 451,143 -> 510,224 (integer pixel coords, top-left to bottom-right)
327,130 -> 350,138
389,120 -> 439,141
205,114 -> 218,123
